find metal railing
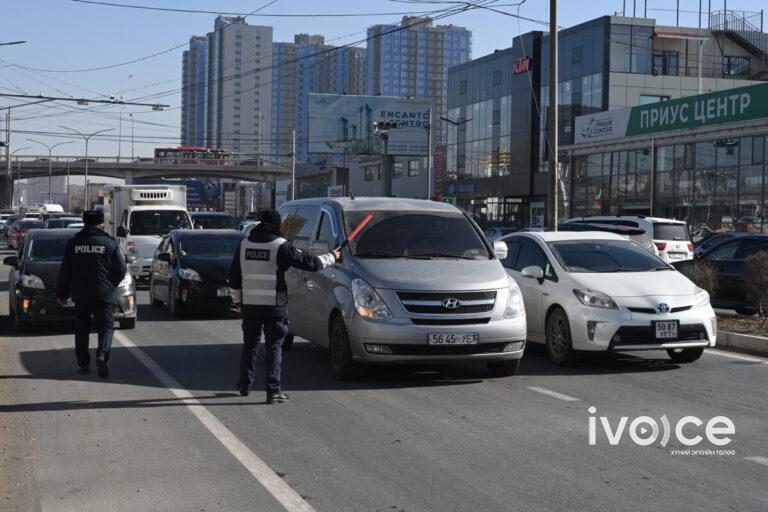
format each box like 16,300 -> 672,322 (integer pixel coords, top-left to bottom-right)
710,10 -> 768,62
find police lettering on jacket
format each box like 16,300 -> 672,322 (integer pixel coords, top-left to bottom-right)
75,245 -> 106,255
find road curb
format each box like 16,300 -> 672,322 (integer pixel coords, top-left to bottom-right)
716,330 -> 768,357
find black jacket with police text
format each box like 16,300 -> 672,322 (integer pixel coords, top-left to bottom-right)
56,227 -> 127,303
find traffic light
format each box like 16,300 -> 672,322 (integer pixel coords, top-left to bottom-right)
0,141 -> 8,148
374,120 -> 406,131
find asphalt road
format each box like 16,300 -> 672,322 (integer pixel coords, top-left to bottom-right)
1,241 -> 767,512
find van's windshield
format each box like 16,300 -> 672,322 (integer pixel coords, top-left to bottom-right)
130,210 -> 191,236
343,210 -> 491,260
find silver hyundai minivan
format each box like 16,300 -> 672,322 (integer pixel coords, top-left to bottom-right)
277,197 -> 527,379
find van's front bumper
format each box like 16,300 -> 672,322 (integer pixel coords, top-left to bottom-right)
346,314 -> 527,363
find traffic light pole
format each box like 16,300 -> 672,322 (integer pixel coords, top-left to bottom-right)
427,108 -> 433,199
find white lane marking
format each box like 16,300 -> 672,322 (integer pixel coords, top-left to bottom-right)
705,349 -> 768,364
526,386 -> 581,402
744,456 -> 768,467
114,331 -> 316,512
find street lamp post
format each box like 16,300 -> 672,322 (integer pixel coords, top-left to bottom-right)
26,139 -> 73,204
9,147 -> 30,211
58,126 -> 114,209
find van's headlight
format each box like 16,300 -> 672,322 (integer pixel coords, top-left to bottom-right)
573,289 -> 618,309
504,277 -> 525,318
179,268 -> 202,282
22,274 -> 46,289
694,287 -> 710,308
352,278 -> 392,320
118,272 -> 133,288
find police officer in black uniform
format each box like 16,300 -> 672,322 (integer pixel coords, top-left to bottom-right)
230,209 -> 340,403
56,210 -> 127,378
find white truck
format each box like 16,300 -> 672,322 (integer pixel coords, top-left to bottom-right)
103,185 -> 192,280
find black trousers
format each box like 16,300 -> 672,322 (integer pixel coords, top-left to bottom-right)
238,305 -> 289,394
74,299 -> 114,368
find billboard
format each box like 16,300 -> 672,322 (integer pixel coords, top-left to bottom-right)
308,94 -> 432,156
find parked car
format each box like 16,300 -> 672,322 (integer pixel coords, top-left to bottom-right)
190,211 -> 238,230
558,221 -> 658,255
692,231 -> 752,255
276,197 -> 527,379
4,229 -> 137,331
7,219 -> 43,249
43,217 -> 82,229
564,216 -> 693,262
0,213 -> 13,234
501,231 -> 716,364
483,227 -> 518,242
149,229 -> 244,317
672,234 -> 768,315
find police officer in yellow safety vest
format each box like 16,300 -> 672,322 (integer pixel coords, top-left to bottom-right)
229,209 -> 340,404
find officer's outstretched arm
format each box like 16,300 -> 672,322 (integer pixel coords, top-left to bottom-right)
279,242 -> 337,273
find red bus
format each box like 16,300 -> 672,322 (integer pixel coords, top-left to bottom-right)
154,146 -> 230,166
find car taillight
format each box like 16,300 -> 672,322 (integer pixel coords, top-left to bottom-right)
654,242 -> 667,250
687,242 -> 694,252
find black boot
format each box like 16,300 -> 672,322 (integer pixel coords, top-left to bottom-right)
76,366 -> 90,375
266,392 -> 289,404
96,354 -> 109,379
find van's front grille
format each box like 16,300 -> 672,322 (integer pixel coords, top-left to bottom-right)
411,318 -> 491,326
397,290 -> 497,315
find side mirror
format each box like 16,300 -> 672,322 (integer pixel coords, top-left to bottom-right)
157,253 -> 171,263
3,255 -> 18,268
309,239 -> 331,256
493,240 -> 508,260
116,226 -> 127,238
521,265 -> 544,280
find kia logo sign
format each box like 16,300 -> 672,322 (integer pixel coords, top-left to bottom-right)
512,57 -> 531,75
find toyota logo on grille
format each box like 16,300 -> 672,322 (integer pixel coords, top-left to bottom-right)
657,303 -> 670,314
442,298 -> 462,309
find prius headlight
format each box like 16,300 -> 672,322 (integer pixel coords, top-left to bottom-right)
352,278 -> 392,320
118,272 -> 133,288
22,274 -> 46,290
694,287 -> 710,308
504,276 -> 525,318
179,268 -> 202,282
573,288 -> 618,310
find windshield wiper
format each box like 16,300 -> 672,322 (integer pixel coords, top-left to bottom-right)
354,252 -> 405,259
408,252 -> 476,260
652,266 -> 674,271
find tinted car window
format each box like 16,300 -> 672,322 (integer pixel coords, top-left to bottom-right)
316,212 -> 336,247
292,206 -> 320,250
548,240 -> 667,273
515,240 -> 548,271
179,236 -> 243,258
706,240 -> 741,260
130,211 -> 191,235
27,238 -> 69,261
502,239 -> 522,268
734,239 -> 768,260
652,223 -> 689,241
20,220 -> 43,229
345,210 -> 490,260
278,206 -> 299,241
192,214 -> 237,230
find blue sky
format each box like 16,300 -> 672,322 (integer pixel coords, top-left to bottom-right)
1,0 -> 764,157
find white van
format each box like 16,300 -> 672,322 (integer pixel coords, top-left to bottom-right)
565,216 -> 693,262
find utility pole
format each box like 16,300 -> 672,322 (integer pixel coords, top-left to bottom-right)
427,107 -> 433,199
547,0 -> 559,231
130,113 -> 135,161
59,127 -> 114,209
291,130 -> 296,201
26,139 -> 73,204
4,110 -> 10,209
9,146 -> 30,211
118,106 -> 123,161
67,165 -> 71,212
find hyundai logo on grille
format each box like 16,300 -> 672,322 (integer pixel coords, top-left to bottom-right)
657,303 -> 670,314
441,298 -> 462,309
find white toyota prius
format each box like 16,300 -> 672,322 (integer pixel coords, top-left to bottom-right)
500,231 -> 716,365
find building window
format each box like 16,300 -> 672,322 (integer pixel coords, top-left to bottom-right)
639,94 -> 670,105
492,109 -> 501,125
408,159 -> 419,177
652,51 -> 678,76
492,70 -> 501,85
610,24 -> 652,73
723,56 -> 751,76
393,161 -> 403,178
572,45 -> 583,64
364,166 -> 375,182
459,80 -> 467,95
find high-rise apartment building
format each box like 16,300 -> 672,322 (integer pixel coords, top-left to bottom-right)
204,16 -> 272,159
181,36 -> 208,147
366,17 -> 472,139
271,35 -> 365,164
